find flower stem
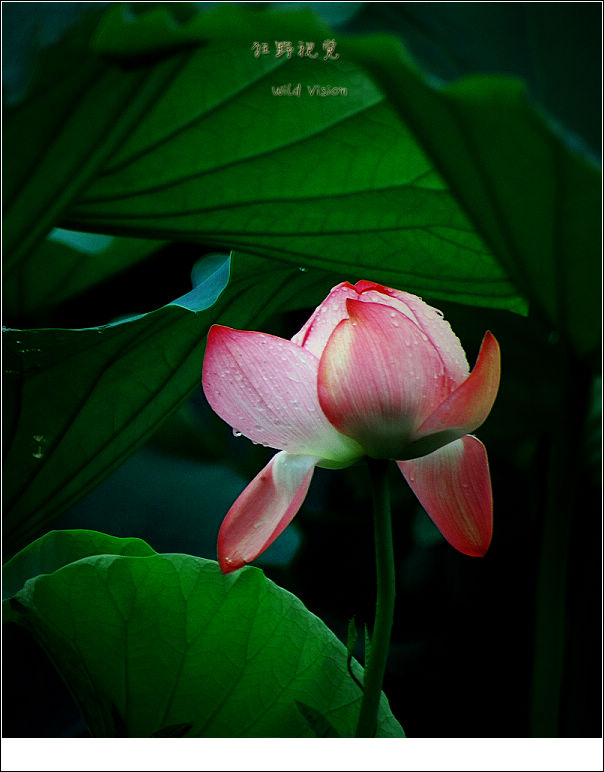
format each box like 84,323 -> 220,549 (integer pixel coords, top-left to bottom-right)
355,457 -> 396,738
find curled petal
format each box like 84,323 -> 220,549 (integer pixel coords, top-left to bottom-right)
318,300 -> 449,459
292,282 -> 468,391
291,281 -> 358,357
401,331 -> 500,458
398,435 -> 493,557
292,281 -> 416,357
202,325 -> 362,463
218,452 -> 318,573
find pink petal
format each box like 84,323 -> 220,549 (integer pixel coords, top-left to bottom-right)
293,281 -> 469,389
409,332 -> 500,455
317,299 -> 449,459
291,280 -> 423,358
377,287 -> 470,386
353,280 -> 384,292
202,325 -> 362,463
218,452 -> 318,573
291,281 -> 359,358
398,435 -> 493,557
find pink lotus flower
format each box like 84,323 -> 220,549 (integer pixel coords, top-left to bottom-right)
203,280 -> 500,573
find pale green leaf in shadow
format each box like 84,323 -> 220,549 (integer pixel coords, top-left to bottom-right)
2,529 -> 156,601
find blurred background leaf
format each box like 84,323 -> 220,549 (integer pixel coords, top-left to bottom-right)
4,530 -> 404,737
3,252 -> 227,555
3,251 -> 354,556
2,25 -> 184,267
340,2 -> 601,156
3,229 -> 166,318
344,36 -> 600,358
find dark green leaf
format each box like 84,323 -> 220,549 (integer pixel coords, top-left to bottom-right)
346,616 -> 363,692
4,4 -> 522,314
152,722 -> 194,738
3,27 -> 186,267
2,2 -> 101,105
2,251 -> 346,555
346,616 -> 359,661
91,3 -> 333,59
4,530 -> 404,738
3,252 -> 231,553
295,701 -> 341,738
345,36 -> 601,356
342,3 -> 601,155
66,39 -> 519,312
4,230 -> 166,317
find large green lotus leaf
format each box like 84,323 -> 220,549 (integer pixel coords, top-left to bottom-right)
4,530 -> 404,738
344,36 -> 601,357
4,229 -> 166,317
65,39 -> 519,312
3,4 -> 521,314
2,251 -> 347,555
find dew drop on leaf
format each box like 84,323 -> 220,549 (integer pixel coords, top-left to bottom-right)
32,434 -> 46,459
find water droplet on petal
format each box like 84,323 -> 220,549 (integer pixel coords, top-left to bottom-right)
232,429 -> 243,438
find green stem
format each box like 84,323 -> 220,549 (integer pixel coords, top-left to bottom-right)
355,458 -> 396,738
